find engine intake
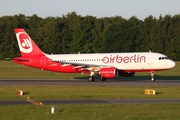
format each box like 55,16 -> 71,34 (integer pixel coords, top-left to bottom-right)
118,70 -> 135,77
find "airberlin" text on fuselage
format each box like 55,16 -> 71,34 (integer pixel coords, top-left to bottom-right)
102,54 -> 146,64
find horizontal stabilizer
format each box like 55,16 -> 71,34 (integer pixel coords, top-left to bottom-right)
13,57 -> 31,61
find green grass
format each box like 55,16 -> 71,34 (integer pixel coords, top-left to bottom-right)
0,61 -> 179,79
0,104 -> 180,120
0,86 -> 180,100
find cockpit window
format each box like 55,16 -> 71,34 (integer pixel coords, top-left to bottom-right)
159,57 -> 169,60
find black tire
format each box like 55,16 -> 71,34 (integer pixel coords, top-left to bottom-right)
100,77 -> 107,81
88,76 -> 94,82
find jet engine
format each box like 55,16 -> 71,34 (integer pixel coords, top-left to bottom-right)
99,68 -> 118,78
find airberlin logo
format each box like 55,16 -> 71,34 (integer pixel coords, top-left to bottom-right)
16,32 -> 32,53
102,54 -> 146,64
21,39 -> 31,48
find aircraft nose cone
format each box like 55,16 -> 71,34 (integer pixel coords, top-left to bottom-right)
170,61 -> 176,68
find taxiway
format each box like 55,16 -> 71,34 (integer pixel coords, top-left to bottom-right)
0,79 -> 180,86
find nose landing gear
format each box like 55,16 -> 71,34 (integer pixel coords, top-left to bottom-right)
150,71 -> 155,82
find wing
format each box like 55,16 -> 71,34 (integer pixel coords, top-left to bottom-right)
54,60 -> 114,73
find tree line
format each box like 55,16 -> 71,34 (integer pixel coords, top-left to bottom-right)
0,12 -> 180,60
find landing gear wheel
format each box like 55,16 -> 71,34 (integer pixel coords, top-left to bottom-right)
88,76 -> 95,82
151,78 -> 155,82
150,72 -> 155,82
100,77 -> 107,81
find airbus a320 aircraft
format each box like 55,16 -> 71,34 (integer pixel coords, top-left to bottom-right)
12,28 -> 175,82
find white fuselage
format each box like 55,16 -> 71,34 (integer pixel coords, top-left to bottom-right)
46,52 -> 175,71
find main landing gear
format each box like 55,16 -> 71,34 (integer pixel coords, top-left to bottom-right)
88,72 -> 95,82
150,71 -> 155,82
88,76 -> 107,82
88,76 -> 95,82
87,72 -> 107,82
100,77 -> 107,81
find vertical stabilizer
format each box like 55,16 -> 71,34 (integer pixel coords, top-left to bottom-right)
15,28 -> 44,57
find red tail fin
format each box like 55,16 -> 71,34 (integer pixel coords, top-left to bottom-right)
15,28 -> 44,57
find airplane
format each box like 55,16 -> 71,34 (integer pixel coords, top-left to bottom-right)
12,28 -> 176,82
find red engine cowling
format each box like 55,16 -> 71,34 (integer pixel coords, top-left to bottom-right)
118,70 -> 135,77
99,68 -> 118,78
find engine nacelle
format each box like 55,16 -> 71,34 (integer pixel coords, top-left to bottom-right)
99,68 -> 118,78
118,70 -> 135,77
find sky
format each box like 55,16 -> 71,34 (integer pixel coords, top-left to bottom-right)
0,0 -> 180,20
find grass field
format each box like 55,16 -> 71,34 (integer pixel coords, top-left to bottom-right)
0,86 -> 180,100
0,104 -> 180,120
0,61 -> 180,120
